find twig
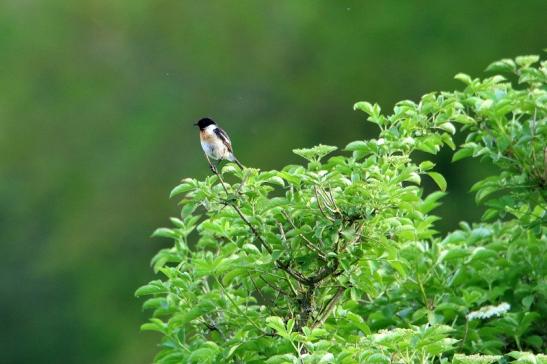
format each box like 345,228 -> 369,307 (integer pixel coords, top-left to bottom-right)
205,154 -> 231,196
326,187 -> 340,211
311,286 -> 345,329
284,272 -> 300,297
249,275 -> 267,303
281,210 -> 327,261
259,275 -> 290,296
215,277 -> 267,334
278,222 -> 291,252
230,203 -> 274,254
301,239 -> 327,262
314,186 -> 335,222
316,187 -> 338,214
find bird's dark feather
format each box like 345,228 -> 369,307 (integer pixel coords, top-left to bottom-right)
214,127 -> 232,152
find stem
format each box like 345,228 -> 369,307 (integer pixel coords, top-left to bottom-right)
514,335 -> 523,351
460,320 -> 469,349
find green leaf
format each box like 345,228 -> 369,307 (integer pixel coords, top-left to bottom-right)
345,312 -> 371,335
140,319 -> 166,333
188,348 -> 216,363
293,144 -> 337,162
353,101 -> 375,115
171,299 -> 216,326
345,140 -> 368,151
454,73 -> 472,85
266,316 -> 287,336
427,172 -> 447,191
452,148 -> 473,162
515,55 -> 539,67
170,180 -> 195,198
419,161 -> 435,171
151,227 -> 178,239
267,176 -> 285,186
437,122 -> 456,135
135,281 -> 166,296
485,58 -> 516,73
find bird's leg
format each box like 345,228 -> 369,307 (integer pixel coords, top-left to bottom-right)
205,154 -> 218,174
215,159 -> 223,171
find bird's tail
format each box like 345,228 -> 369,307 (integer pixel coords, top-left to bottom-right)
228,154 -> 244,169
234,158 -> 244,169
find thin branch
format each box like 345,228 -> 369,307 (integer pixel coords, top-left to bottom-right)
281,210 -> 327,261
230,203 -> 273,254
215,277 -> 267,334
249,275 -> 267,303
205,154 -> 230,196
311,286 -> 346,329
301,239 -> 327,262
316,187 -> 338,214
314,186 -> 335,222
232,204 -> 310,285
276,260 -> 311,285
326,187 -> 340,211
284,271 -> 300,297
259,275 -> 290,296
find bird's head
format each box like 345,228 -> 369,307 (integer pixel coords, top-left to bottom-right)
194,117 -> 216,130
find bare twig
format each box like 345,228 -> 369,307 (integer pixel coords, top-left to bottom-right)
259,275 -> 290,296
205,154 -> 231,196
326,187 -> 340,211
281,209 -> 327,261
230,203 -> 273,253
215,277 -> 267,334
311,286 -> 346,329
314,186 -> 335,222
249,275 -> 267,303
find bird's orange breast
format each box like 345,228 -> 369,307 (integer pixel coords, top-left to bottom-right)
200,130 -> 216,143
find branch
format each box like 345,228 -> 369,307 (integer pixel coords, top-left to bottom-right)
311,286 -> 345,329
314,186 -> 335,222
281,210 -> 327,261
215,277 -> 267,334
230,203 -> 311,286
308,258 -> 339,284
206,154 -> 231,196
258,275 -> 290,296
230,203 -> 273,253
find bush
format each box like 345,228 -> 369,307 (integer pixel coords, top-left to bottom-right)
137,55 -> 546,363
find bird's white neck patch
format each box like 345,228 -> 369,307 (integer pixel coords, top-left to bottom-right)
204,124 -> 217,133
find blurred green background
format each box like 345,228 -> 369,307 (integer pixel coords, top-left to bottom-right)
1,0 -> 545,363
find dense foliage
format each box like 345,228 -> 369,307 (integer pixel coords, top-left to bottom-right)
137,55 -> 546,363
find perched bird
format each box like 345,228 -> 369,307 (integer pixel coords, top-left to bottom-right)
195,117 -> 244,171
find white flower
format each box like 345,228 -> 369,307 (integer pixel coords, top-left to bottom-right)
466,302 -> 510,321
319,353 -> 334,363
376,138 -> 385,145
402,137 -> 415,145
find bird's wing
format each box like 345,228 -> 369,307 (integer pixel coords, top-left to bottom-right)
214,127 -> 233,152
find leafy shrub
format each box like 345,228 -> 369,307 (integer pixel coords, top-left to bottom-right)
137,55 -> 546,363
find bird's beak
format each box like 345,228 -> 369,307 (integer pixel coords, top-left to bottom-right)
193,122 -> 198,126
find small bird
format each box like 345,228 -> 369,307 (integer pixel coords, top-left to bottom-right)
195,117 -> 244,172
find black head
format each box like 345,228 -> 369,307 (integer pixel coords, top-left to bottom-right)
194,117 -> 216,130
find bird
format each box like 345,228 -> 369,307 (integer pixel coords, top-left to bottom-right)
194,117 -> 244,172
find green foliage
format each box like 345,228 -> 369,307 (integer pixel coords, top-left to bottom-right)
138,55 -> 546,363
